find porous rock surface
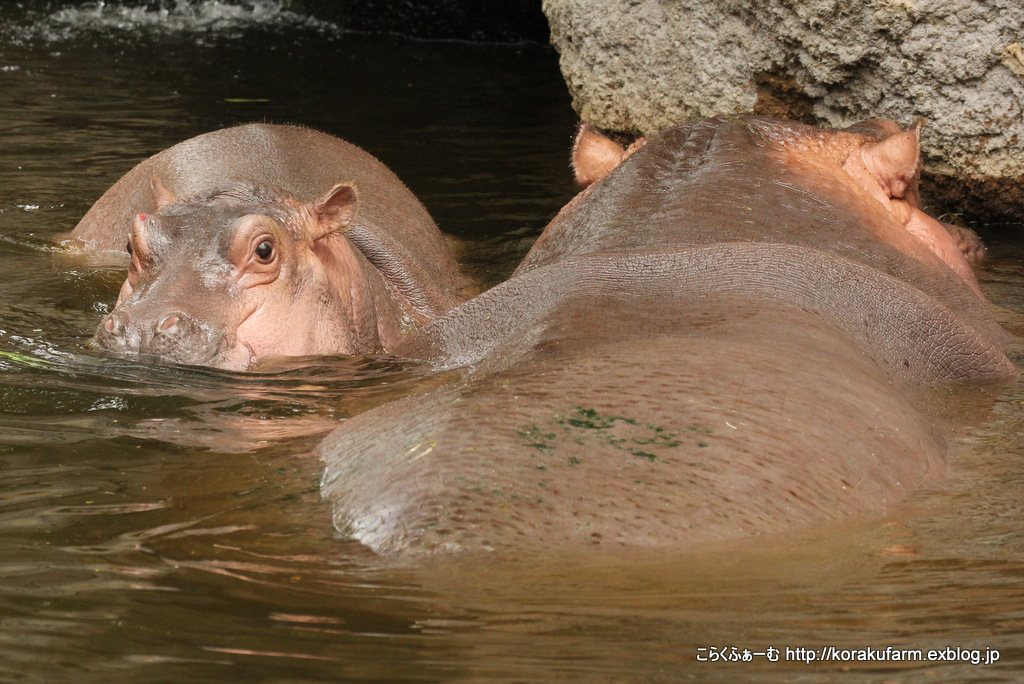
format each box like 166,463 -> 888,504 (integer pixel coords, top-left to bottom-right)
542,0 -> 1024,221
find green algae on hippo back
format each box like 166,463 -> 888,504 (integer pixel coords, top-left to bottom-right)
319,116 -> 1018,557
68,124 -> 466,369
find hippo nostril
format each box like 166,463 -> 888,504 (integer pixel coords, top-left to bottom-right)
103,312 -> 127,337
158,314 -> 181,334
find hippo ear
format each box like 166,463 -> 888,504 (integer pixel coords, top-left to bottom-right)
859,120 -> 923,199
572,123 -> 627,187
149,176 -> 178,209
311,183 -> 358,240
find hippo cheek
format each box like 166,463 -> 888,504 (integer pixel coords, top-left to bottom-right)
232,301 -> 319,362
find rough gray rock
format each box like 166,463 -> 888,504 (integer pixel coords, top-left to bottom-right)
543,0 -> 1024,221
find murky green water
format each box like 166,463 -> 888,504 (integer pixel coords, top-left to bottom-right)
1,2 -> 1023,682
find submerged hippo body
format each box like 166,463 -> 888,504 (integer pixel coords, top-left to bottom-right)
319,116 -> 1017,556
74,124 -> 463,369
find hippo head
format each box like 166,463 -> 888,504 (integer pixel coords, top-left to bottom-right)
93,179 -> 396,370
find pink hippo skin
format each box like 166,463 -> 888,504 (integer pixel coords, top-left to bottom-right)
73,124 -> 464,369
318,116 -> 1017,556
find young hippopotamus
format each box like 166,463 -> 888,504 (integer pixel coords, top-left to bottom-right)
71,124 -> 464,370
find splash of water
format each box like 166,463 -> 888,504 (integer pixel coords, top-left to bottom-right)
3,0 -> 334,43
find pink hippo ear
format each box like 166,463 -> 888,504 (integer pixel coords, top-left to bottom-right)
311,183 -> 358,240
573,124 -> 628,187
858,119 -> 923,199
149,176 -> 178,209
572,123 -> 649,187
846,121 -> 986,299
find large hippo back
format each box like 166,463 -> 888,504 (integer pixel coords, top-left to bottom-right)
317,116 -> 1018,557
72,123 -> 461,319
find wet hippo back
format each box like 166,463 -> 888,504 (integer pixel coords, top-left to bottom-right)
73,123 -> 461,319
317,116 -> 1017,556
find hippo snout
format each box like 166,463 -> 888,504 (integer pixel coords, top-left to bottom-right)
94,310 -> 142,353
93,309 -> 228,366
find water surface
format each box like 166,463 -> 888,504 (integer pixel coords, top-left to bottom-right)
1,2 -> 1023,682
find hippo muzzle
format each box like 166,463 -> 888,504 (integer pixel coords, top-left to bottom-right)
93,308 -> 241,368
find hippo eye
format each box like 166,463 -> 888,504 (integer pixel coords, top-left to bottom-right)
255,239 -> 274,263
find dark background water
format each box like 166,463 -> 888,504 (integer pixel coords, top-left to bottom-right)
1,2 -> 1024,682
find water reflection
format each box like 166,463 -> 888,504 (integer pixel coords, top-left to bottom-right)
0,1 -> 1023,683
0,339 -> 452,451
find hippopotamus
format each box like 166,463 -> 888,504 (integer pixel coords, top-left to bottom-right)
71,123 -> 464,369
317,115 -> 1017,556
